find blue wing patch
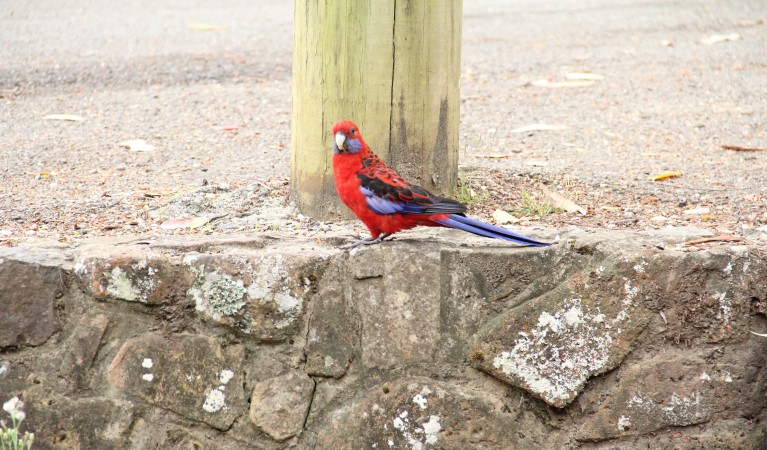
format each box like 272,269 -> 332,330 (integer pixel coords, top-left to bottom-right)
360,187 -> 428,215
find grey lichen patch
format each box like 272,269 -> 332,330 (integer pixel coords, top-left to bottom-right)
105,266 -> 141,302
104,263 -> 156,303
246,254 -> 304,330
182,251 -> 320,340
491,297 -> 614,406
470,268 -> 650,409
389,386 -> 443,449
204,273 -> 247,317
185,255 -> 246,324
315,376 -> 556,449
188,268 -> 246,320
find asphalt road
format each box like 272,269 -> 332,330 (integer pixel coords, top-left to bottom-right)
1,0 -> 765,237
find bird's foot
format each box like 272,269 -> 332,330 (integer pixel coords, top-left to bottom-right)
341,233 -> 393,250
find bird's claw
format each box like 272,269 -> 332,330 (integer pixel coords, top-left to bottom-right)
340,233 -> 393,250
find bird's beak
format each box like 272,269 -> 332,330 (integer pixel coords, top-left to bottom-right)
335,132 -> 346,152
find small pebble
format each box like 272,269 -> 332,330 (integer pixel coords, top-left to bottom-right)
683,207 -> 711,216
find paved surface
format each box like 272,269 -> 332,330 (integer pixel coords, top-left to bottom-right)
1,0 -> 765,241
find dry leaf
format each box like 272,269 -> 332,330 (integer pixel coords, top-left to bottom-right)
683,235 -> 745,246
118,139 -> 155,152
160,218 -> 194,229
212,125 -> 241,131
682,207 -> 711,216
565,72 -> 604,80
540,185 -> 587,215
492,209 -> 520,224
188,23 -> 226,31
160,217 -> 209,229
511,123 -> 568,133
45,114 -> 85,122
188,217 -> 213,229
475,154 -> 511,159
160,214 -> 225,230
722,144 -> 767,152
701,33 -> 741,45
532,79 -> 595,88
649,171 -> 684,181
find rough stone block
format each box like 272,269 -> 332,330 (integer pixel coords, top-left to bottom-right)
58,313 -> 109,388
107,332 -> 245,430
183,249 -> 329,341
647,246 -> 767,344
577,351 -> 766,441
467,231 -> 767,408
75,248 -> 189,305
316,377 -> 561,449
439,245 -> 566,360
353,244 -> 442,370
249,371 -> 315,441
305,258 -> 359,378
129,419 -> 257,450
0,247 -> 64,347
469,280 -> 650,408
24,394 -> 134,449
583,417 -> 767,450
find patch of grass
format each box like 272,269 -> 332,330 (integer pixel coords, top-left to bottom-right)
514,190 -> 559,218
453,171 -> 488,206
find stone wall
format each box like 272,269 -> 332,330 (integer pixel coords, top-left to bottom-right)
1,228 -> 765,449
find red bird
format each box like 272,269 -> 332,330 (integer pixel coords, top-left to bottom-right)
331,120 -> 550,247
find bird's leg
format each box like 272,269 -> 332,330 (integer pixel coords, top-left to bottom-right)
341,233 -> 393,250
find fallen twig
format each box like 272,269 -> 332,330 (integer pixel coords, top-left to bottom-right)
721,144 -> 767,152
684,235 -> 745,246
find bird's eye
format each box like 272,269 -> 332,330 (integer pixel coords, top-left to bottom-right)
350,128 -> 355,135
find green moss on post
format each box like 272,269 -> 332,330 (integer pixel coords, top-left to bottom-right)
291,0 -> 463,219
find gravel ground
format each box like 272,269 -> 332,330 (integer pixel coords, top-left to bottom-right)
1,0 -> 766,247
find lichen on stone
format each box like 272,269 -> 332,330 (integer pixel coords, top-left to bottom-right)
202,388 -> 226,413
205,275 -> 247,316
492,297 -> 614,406
189,270 -> 247,319
105,266 -> 141,302
102,260 -> 156,303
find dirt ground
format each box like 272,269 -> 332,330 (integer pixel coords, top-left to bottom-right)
1,0 -> 766,247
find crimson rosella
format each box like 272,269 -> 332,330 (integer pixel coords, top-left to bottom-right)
331,120 -> 550,247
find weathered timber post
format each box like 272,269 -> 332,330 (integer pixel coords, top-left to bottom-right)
291,0 -> 463,219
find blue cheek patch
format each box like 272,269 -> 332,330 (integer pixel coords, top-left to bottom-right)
332,137 -> 362,155
346,138 -> 362,154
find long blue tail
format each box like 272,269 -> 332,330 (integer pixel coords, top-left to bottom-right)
435,214 -> 550,247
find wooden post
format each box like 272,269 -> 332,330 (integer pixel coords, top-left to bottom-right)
291,0 -> 463,219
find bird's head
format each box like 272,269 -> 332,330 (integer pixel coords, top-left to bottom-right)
332,120 -> 365,155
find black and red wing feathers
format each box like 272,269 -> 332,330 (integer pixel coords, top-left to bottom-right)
356,153 -> 466,215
